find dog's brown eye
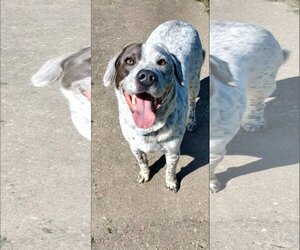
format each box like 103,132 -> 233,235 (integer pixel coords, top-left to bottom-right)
157,59 -> 167,66
125,58 -> 134,65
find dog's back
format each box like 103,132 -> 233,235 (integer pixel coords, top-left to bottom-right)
146,20 -> 205,131
211,20 -> 287,89
211,20 -> 288,132
146,20 -> 204,96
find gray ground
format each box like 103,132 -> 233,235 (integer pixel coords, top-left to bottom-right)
92,0 -> 209,249
210,0 -> 299,249
1,0 -> 298,250
1,1 -> 91,249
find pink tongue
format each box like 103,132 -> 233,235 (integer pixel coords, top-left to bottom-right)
132,95 -> 156,129
83,90 -> 91,102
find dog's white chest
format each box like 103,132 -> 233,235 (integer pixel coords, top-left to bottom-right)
120,112 -> 185,154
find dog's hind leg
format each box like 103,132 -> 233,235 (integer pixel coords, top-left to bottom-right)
210,156 -> 223,193
186,72 -> 201,132
186,47 -> 204,132
242,44 -> 286,132
241,75 -> 277,132
130,147 -> 150,183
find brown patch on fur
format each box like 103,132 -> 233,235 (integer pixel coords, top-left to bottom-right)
115,43 -> 142,88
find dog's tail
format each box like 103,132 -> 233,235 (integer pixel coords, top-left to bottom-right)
282,49 -> 290,64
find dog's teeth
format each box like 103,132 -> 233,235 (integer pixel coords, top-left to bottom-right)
154,98 -> 157,105
132,95 -> 136,105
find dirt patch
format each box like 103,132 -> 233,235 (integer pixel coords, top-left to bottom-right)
196,0 -> 210,12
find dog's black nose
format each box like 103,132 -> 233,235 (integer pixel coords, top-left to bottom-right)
136,69 -> 157,86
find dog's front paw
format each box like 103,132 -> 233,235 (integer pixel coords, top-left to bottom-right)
242,120 -> 267,132
186,120 -> 197,132
137,170 -> 150,184
165,179 -> 178,193
210,179 -> 222,193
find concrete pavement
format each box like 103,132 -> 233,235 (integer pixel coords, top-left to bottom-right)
1,1 -> 91,249
210,0 -> 299,249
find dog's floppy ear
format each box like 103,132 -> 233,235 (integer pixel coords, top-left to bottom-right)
210,55 -> 235,87
31,47 -> 91,87
31,56 -> 66,87
103,43 -> 142,87
171,54 -> 184,87
103,54 -> 119,87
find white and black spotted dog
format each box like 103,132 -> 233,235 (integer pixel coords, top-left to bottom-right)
31,47 -> 91,140
210,20 -> 289,192
103,20 -> 204,192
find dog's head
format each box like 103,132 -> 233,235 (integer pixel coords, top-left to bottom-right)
31,47 -> 91,102
103,42 -> 183,129
30,47 -> 91,140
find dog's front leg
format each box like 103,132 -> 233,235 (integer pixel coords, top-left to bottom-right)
209,158 -> 222,193
130,147 -> 150,183
210,140 -> 227,193
165,152 -> 180,192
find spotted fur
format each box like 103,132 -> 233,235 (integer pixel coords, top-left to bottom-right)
103,20 -> 204,192
210,20 -> 289,192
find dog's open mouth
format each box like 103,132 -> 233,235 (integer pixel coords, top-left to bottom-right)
123,91 -> 163,129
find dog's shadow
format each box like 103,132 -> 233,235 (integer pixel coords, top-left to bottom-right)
149,77 -> 209,190
149,76 -> 299,191
216,76 -> 299,191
